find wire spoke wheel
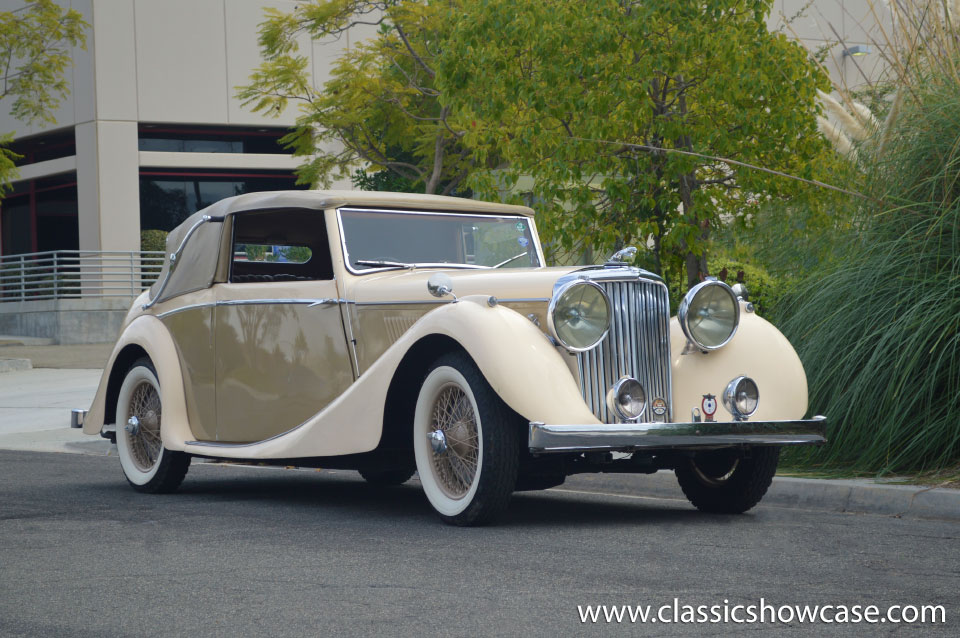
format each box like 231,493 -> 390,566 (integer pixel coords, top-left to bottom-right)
115,359 -> 190,493
429,383 -> 480,498
413,353 -> 519,525
127,380 -> 163,472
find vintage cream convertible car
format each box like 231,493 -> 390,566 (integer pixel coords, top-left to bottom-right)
73,190 -> 825,525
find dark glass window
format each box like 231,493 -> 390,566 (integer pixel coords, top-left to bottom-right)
9,129 -> 76,166
0,173 -> 78,256
139,171 -> 304,232
138,125 -> 289,154
35,183 -> 79,253
1,197 -> 31,255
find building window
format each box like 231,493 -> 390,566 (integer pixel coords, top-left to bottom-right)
9,129 -> 76,166
0,173 -> 78,256
139,170 -> 304,232
138,125 -> 290,154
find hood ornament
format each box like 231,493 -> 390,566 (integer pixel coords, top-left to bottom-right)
607,246 -> 638,265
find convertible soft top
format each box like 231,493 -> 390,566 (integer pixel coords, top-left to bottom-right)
148,190 -> 535,304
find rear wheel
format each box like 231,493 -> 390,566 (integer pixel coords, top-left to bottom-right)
675,447 -> 779,513
115,358 -> 190,493
413,352 -> 519,526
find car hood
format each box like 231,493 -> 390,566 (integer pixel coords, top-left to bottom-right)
347,266 -> 581,304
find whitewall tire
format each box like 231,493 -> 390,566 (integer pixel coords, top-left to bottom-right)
115,358 -> 190,493
413,352 -> 518,525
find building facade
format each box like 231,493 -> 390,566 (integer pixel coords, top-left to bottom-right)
0,0 -> 357,258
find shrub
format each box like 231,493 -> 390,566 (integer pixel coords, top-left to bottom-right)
706,256 -> 785,317
777,73 -> 960,475
140,229 -> 168,252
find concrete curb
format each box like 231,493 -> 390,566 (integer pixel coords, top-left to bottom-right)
562,470 -> 960,522
0,358 -> 32,373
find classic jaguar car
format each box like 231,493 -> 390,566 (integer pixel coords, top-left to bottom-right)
73,190 -> 825,525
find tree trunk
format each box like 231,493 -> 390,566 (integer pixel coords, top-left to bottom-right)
676,78 -> 708,289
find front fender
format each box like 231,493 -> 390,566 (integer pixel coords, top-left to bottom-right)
671,304 -> 808,422
409,296 -> 599,426
82,315 -> 193,451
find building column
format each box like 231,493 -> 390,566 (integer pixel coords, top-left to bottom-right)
76,120 -> 140,252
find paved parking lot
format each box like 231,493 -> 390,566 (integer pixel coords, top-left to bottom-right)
1,450 -> 957,637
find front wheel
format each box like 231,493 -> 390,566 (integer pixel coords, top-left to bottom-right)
115,358 -> 190,493
413,352 -> 519,526
675,447 -> 779,514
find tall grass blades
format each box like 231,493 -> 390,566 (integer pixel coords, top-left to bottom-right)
779,76 -> 960,475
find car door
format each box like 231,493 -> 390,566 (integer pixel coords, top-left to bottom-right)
214,209 -> 354,443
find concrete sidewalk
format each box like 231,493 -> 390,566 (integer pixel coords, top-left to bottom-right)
0,366 -> 957,523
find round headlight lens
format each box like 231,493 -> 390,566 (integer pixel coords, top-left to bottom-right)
606,377 -> 646,422
723,376 -> 759,419
548,280 -> 610,351
679,280 -> 740,350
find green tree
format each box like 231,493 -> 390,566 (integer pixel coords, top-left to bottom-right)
0,0 -> 87,192
439,0 -> 845,288
238,0 -> 479,195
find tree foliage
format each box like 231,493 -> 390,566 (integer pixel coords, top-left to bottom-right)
238,0 -> 479,195
438,0 -> 844,286
0,0 -> 87,192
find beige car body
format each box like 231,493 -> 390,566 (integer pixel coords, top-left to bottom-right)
83,190 -> 808,460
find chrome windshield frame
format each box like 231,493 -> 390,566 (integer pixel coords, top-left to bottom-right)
336,207 -> 546,276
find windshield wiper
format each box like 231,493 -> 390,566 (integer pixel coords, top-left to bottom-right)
493,251 -> 529,268
354,259 -> 415,270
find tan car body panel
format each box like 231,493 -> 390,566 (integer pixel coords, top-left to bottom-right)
182,295 -> 599,459
670,302 -> 808,422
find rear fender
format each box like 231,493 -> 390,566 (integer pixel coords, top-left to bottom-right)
83,315 -> 193,451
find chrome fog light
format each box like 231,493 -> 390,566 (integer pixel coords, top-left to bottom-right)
606,377 -> 646,422
723,376 -> 759,420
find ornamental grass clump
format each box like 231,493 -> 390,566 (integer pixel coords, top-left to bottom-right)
779,74 -> 960,475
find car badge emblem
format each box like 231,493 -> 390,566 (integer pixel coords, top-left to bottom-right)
651,398 -> 667,417
701,394 -> 717,422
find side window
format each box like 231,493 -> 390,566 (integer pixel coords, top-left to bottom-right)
230,209 -> 333,283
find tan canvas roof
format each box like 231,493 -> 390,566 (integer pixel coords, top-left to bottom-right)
148,190 -> 535,303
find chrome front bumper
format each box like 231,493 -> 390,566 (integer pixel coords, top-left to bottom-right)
528,415 -> 827,454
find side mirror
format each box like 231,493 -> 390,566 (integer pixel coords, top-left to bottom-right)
427,273 -> 455,299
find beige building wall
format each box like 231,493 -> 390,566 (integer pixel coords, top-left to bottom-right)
771,0 -> 893,90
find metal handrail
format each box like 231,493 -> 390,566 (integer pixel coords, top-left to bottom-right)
0,250 -> 165,302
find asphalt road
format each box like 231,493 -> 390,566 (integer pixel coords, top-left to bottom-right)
1,451 -> 956,637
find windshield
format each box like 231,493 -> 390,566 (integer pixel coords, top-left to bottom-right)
339,209 -> 542,272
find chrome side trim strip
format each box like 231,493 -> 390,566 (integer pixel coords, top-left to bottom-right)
216,298 -> 346,307
157,298 -> 347,318
156,302 -> 215,319
529,416 -> 827,453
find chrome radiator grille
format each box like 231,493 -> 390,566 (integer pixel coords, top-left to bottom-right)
577,278 -> 672,423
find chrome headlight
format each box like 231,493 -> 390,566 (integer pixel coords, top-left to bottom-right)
723,376 -> 759,420
548,280 -> 610,352
678,280 -> 740,350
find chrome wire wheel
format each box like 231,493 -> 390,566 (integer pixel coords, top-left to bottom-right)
428,383 -> 480,498
126,380 -> 163,472
413,363 -> 485,518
